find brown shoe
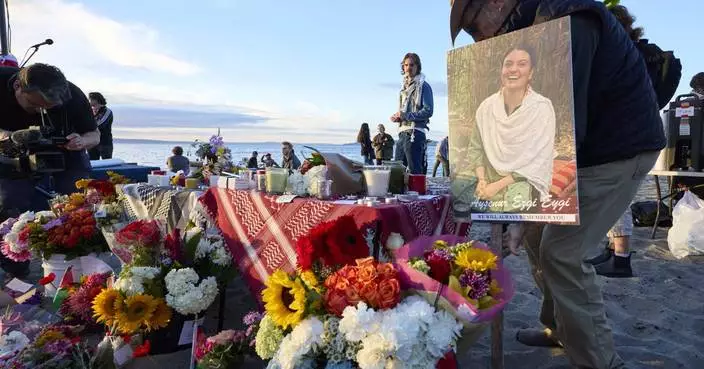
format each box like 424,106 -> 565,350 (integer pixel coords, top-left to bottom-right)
516,328 -> 563,348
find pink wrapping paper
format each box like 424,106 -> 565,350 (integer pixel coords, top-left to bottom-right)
393,235 -> 514,323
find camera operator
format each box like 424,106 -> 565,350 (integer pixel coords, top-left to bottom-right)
0,63 -> 99,277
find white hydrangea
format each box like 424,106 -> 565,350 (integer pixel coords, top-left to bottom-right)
115,267 -> 161,296
211,244 -> 232,266
339,302 -> 382,342
164,268 -> 219,315
273,317 -> 324,369
385,233 -> 405,250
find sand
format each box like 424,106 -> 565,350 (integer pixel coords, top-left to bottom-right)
2,175 -> 703,369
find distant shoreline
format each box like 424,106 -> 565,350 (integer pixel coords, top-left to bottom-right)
113,138 -> 438,146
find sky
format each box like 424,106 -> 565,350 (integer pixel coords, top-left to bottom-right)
6,0 -> 702,144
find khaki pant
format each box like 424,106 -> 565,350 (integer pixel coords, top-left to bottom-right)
522,151 -> 658,369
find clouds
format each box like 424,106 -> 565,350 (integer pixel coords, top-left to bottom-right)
10,0 -> 199,76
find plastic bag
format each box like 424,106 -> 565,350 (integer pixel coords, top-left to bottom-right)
667,191 -> 704,258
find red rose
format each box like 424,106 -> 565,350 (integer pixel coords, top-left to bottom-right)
164,228 -> 182,261
324,289 -> 351,316
426,253 -> 452,285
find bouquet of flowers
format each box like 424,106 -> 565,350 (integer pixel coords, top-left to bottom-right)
58,272 -> 113,326
3,325 -> 93,369
108,219 -> 163,265
254,217 -> 462,369
192,134 -> 234,178
392,235 -> 514,346
195,311 -> 262,369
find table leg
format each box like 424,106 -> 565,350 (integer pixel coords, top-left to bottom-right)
490,223 -> 504,369
651,175 -> 662,239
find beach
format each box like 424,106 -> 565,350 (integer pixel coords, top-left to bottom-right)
3,152 -> 704,369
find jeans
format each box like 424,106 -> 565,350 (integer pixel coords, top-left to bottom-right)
394,130 -> 426,175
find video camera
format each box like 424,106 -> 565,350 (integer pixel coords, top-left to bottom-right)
0,125 -> 67,177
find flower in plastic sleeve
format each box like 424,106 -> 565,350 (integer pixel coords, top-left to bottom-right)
385,233 -> 405,250
0,331 -> 30,355
426,251 -> 453,284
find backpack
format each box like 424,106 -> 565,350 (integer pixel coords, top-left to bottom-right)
636,39 -> 682,109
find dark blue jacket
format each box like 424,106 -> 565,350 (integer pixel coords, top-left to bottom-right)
500,0 -> 666,168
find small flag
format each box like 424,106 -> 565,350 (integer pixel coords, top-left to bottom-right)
52,266 -> 74,311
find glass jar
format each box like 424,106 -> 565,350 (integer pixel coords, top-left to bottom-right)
363,165 -> 391,197
266,168 -> 289,194
382,160 -> 406,194
316,179 -> 333,200
256,170 -> 267,192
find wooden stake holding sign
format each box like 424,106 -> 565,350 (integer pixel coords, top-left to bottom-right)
490,223 -> 504,369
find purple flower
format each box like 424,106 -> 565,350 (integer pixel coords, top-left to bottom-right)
459,270 -> 490,300
426,248 -> 453,261
0,218 -> 17,237
42,216 -> 65,231
243,311 -> 263,326
44,339 -> 72,355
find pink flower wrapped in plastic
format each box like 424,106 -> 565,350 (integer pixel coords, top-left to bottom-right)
392,235 -> 514,341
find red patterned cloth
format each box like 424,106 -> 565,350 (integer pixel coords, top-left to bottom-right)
199,189 -> 470,302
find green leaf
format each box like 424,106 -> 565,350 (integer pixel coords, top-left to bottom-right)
184,231 -> 201,264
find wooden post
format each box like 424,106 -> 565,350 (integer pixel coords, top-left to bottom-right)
490,223 -> 504,369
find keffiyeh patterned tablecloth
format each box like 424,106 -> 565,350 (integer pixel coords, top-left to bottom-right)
199,188 -> 471,302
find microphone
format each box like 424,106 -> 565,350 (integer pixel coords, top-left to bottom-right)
10,128 -> 43,146
30,39 -> 54,49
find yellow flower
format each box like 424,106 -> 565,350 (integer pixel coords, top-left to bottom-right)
75,179 -> 92,190
35,330 -> 65,348
116,294 -> 158,334
478,295 -> 498,309
455,248 -> 498,273
93,289 -> 122,325
69,193 -> 86,206
147,298 -> 172,331
433,240 -> 449,249
299,270 -> 319,291
489,279 -> 503,297
261,270 -> 307,329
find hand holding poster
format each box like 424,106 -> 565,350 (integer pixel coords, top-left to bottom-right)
448,17 -> 579,224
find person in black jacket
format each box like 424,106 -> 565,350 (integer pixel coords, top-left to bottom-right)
88,92 -> 113,160
357,123 -> 374,165
451,1 -> 664,368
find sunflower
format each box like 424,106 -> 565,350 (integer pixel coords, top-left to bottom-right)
454,248 -> 498,273
116,294 -> 158,334
262,270 -> 308,329
299,270 -> 320,292
75,179 -> 92,190
93,289 -> 122,325
147,298 -> 172,331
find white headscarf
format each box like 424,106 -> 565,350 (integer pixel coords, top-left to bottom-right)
474,88 -> 556,200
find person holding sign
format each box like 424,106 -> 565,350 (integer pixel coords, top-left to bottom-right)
469,45 -> 556,212
451,1 -> 665,369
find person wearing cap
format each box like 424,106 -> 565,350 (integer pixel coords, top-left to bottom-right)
0,63 -> 99,277
450,1 -> 664,368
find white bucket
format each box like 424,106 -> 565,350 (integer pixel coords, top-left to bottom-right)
41,254 -> 84,297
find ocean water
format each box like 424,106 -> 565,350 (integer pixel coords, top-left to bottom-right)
111,139 -> 441,175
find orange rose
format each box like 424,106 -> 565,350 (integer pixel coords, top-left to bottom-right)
359,282 -> 380,308
324,289 -> 351,316
357,263 -> 378,283
376,263 -> 397,280
338,265 -> 358,284
324,273 -> 341,290
377,278 -> 401,310
345,285 -> 362,306
355,257 -> 376,267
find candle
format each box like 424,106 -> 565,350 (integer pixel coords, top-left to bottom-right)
266,168 -> 289,194
185,178 -> 200,189
363,166 -> 391,197
408,174 -> 427,195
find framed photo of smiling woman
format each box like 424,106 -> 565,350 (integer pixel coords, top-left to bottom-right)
448,17 -> 579,224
